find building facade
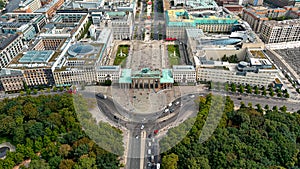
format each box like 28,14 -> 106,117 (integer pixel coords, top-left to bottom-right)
23,68 -> 55,87
0,34 -> 24,68
96,66 -> 121,83
260,19 -> 300,43
172,65 -> 196,84
100,11 -> 133,40
166,9 -> 239,40
0,69 -> 24,92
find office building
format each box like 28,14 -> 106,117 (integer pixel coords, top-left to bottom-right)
165,9 -> 239,40
194,50 -> 279,87
96,66 -> 121,83
100,11 -> 133,40
172,65 -> 196,84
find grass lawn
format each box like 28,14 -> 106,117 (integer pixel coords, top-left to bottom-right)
113,45 -> 130,67
167,45 -> 180,66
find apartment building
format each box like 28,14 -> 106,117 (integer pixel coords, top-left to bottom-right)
260,19 -> 300,43
0,34 -> 24,68
172,65 -> 196,84
0,69 -> 24,92
242,6 -> 300,32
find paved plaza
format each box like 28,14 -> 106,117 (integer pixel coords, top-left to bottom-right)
126,40 -> 168,70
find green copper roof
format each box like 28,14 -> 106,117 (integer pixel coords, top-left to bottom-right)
160,69 -> 174,83
119,69 -> 132,83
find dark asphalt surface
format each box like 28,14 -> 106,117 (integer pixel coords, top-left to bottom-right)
93,89 -> 299,169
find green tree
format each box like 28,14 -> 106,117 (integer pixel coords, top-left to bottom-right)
53,86 -> 57,92
285,93 -> 290,98
221,55 -> 228,61
262,89 -> 267,96
246,85 -> 252,94
162,153 -> 178,169
20,91 -> 25,96
26,89 -> 31,95
59,159 -> 75,169
28,159 -> 50,169
224,83 -> 229,91
255,104 -> 263,113
59,144 -> 72,157
280,106 -> 287,113
231,83 -> 236,92
74,156 -> 97,169
33,89 -> 38,95
239,85 -> 244,93
187,157 -> 211,169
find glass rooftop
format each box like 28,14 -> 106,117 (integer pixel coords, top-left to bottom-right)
19,50 -> 54,63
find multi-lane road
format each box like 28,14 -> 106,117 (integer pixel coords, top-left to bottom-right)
93,89 -> 299,169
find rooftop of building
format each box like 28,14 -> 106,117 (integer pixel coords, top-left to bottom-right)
96,28 -> 112,44
0,34 -> 19,50
119,69 -> 132,83
184,0 -> 218,10
264,19 -> 300,26
166,9 -> 239,26
35,0 -> 62,13
8,50 -> 60,69
95,65 -> 120,71
131,68 -> 161,79
160,69 -> 174,84
19,50 -> 54,63
173,65 -> 195,71
54,42 -> 104,71
0,68 -> 23,77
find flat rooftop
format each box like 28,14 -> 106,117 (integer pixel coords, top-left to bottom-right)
173,65 -> 195,71
0,34 -> 19,50
166,9 -> 238,26
119,69 -> 132,83
96,65 -> 120,71
19,50 -> 54,63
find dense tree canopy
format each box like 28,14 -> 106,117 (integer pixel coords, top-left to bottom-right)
161,94 -> 300,169
0,94 -> 121,169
